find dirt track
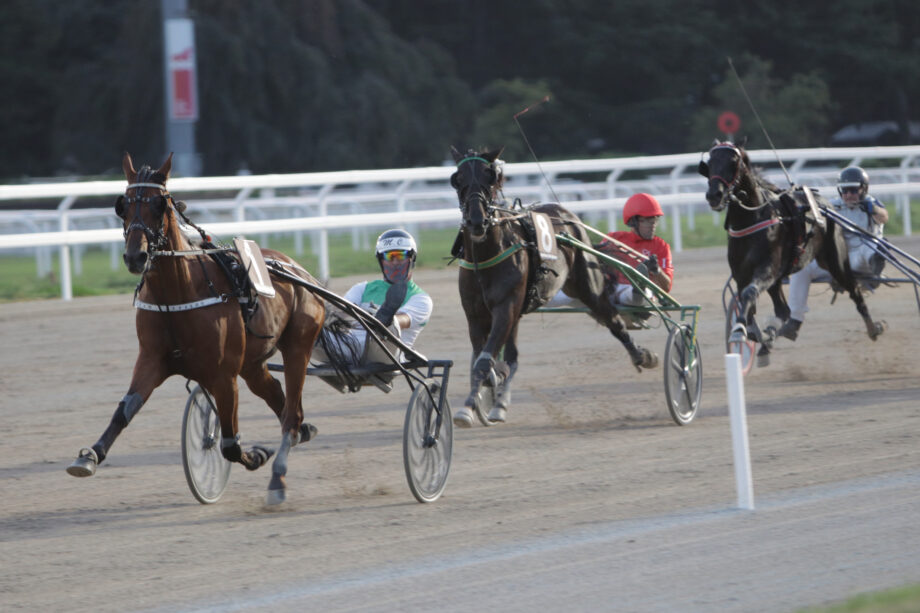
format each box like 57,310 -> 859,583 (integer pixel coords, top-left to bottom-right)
1,239 -> 919,612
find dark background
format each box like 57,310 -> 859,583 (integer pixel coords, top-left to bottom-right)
1,0 -> 918,179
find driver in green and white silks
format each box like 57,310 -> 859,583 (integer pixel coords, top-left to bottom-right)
311,229 -> 433,364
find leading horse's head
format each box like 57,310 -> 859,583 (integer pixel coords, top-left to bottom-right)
698,141 -> 748,212
116,152 -> 181,274
449,146 -> 505,242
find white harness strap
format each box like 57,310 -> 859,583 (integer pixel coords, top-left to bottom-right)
126,182 -> 167,190
134,296 -> 250,312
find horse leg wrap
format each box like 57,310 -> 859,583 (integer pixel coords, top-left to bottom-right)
496,362 -> 518,409
740,286 -> 759,310
472,352 -> 495,383
271,432 -> 295,478
113,393 -> 143,428
221,435 -> 243,463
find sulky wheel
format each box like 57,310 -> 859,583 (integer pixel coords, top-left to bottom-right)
724,294 -> 755,375
403,378 -> 453,503
181,384 -> 231,504
664,324 -> 703,425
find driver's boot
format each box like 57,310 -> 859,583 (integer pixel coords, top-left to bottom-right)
777,318 -> 802,341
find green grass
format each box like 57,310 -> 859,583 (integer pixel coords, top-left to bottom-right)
0,227 -> 463,302
2,200 -> 917,302
797,583 -> 920,613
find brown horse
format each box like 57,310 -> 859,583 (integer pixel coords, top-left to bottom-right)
450,146 -> 658,425
66,152 -> 325,505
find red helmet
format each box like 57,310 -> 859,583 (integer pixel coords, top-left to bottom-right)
623,193 -> 664,225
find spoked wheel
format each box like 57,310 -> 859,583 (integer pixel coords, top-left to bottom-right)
403,378 -> 453,503
725,295 -> 755,375
472,369 -> 500,427
664,324 -> 703,425
181,385 -> 231,504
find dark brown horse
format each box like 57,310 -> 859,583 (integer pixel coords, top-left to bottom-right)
66,153 -> 325,505
450,146 -> 658,425
699,141 -> 883,366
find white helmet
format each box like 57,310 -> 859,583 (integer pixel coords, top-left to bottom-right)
375,229 -> 417,261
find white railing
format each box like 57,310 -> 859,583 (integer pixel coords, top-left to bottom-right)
2,145 -> 920,300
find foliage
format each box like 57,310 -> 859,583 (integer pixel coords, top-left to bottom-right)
0,1 -> 918,178
686,54 -> 834,151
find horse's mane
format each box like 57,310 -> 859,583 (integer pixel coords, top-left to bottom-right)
737,146 -> 783,195
136,164 -> 167,186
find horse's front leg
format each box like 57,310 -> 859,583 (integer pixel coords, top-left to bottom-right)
210,378 -> 274,472
766,282 -> 790,325
490,323 -> 520,423
467,300 -> 516,405
732,269 -> 775,343
735,271 -> 780,366
66,356 -> 168,477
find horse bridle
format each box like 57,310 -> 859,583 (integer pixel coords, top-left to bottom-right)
706,143 -> 770,212
457,155 -> 500,230
120,181 -> 172,256
707,143 -> 744,209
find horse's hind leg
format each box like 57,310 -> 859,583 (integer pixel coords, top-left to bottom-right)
66,357 -> 167,477
266,323 -> 316,506
843,282 -> 886,340
823,237 -> 886,340
241,364 -> 317,445
577,282 -> 657,371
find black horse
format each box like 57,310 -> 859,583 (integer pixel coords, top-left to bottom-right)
449,146 -> 658,425
699,141 -> 883,365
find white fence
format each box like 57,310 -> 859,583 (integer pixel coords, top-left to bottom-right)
2,145 -> 920,300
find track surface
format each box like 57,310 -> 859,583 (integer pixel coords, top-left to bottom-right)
1,239 -> 919,612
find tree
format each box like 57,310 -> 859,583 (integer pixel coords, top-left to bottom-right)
686,55 -> 833,151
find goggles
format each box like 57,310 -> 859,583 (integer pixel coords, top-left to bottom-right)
381,249 -> 411,262
839,186 -> 861,195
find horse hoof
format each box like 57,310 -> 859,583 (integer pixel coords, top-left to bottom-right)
870,320 -> 887,340
763,326 -> 777,344
265,488 -> 286,507
729,323 -> 747,344
245,445 -> 275,471
299,422 -> 318,444
66,448 -> 98,477
453,406 -> 475,428
757,353 -> 770,368
487,407 -> 507,423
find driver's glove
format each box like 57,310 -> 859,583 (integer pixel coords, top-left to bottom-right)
374,280 -> 408,327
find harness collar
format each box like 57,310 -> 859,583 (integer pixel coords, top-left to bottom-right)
458,243 -> 524,270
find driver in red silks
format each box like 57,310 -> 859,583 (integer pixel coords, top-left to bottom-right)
597,192 -> 674,305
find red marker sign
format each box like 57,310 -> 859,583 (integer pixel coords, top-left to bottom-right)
165,19 -> 198,122
718,111 -> 741,134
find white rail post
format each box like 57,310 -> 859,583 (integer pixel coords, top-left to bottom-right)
725,353 -> 754,510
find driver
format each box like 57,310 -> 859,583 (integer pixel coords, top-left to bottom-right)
312,229 -> 433,365
544,192 -> 674,309
597,192 -> 674,305
779,166 -> 888,341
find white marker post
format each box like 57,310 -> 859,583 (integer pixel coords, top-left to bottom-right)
725,353 -> 755,510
